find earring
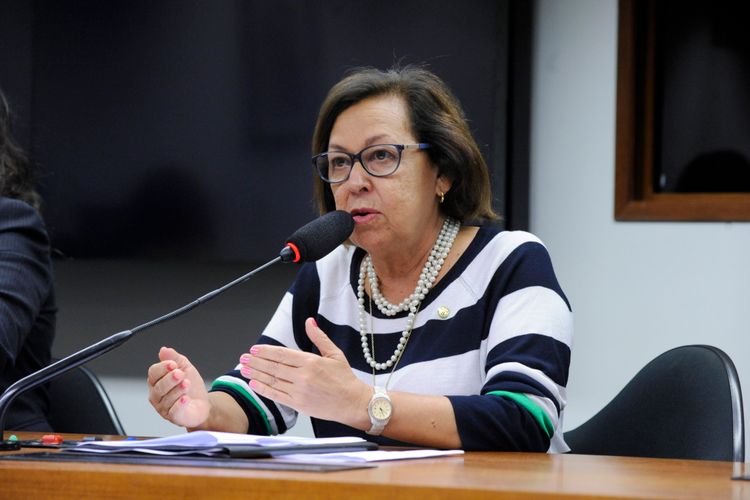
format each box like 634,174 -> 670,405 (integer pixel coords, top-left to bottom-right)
438,192 -> 445,204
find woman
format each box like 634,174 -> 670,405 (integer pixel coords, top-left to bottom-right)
0,89 -> 57,431
148,66 -> 572,451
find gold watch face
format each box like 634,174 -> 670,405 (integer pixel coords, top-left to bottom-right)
371,397 -> 392,420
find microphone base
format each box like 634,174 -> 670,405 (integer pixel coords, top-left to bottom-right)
0,440 -> 20,450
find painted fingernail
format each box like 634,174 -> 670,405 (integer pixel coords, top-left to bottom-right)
180,396 -> 187,404
239,353 -> 250,364
166,363 -> 174,371
249,379 -> 259,390
249,346 -> 259,355
240,366 -> 252,378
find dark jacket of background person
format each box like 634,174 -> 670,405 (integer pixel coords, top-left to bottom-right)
0,87 -> 56,431
0,196 -> 56,430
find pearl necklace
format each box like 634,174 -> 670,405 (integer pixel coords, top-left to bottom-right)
357,217 -> 460,370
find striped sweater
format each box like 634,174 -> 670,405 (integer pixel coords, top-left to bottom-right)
211,225 -> 573,452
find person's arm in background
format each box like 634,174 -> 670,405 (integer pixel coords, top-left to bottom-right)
0,197 -> 54,375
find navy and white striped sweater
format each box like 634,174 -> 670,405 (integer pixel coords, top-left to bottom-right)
211,225 -> 573,452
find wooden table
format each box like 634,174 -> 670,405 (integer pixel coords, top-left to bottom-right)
0,432 -> 747,499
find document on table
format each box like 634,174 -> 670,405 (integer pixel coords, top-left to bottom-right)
71,431 -> 373,457
281,449 -> 465,463
69,431 -> 463,463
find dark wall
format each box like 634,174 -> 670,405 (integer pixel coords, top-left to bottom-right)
0,0 -> 527,377
0,0 -> 33,148
4,0 -> 511,262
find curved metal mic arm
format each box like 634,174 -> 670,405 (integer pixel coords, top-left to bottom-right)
0,255 -> 282,446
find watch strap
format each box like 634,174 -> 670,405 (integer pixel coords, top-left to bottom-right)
367,421 -> 385,435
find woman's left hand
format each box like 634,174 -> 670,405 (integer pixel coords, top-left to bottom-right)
239,318 -> 371,429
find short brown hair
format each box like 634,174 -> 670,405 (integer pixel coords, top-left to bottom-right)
311,65 -> 498,223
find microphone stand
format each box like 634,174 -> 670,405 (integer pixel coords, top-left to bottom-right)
0,255 -> 283,449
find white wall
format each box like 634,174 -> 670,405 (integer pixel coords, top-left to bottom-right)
531,0 -> 749,459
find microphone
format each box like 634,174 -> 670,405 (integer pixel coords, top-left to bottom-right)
0,211 -> 354,448
280,210 -> 354,263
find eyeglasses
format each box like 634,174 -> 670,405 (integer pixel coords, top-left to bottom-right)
313,143 -> 431,184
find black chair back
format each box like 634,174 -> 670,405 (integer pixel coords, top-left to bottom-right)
565,344 -> 744,461
47,364 -> 126,435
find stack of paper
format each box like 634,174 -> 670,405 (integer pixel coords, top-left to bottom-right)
70,431 -> 464,463
72,431 -> 373,457
282,449 -> 464,463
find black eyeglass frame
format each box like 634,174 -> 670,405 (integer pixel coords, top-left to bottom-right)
312,143 -> 431,184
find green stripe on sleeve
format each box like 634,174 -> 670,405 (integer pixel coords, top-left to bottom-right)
210,379 -> 273,435
488,390 -> 554,438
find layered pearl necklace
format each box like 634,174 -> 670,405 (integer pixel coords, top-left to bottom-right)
358,217 -> 460,371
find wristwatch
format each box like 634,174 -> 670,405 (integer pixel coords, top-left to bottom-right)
366,386 -> 392,436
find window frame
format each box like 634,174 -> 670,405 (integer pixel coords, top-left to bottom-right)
614,0 -> 750,221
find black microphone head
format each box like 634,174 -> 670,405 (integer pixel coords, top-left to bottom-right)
280,210 -> 354,263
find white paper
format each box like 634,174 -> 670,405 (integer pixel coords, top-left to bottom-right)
69,446 -> 228,456
70,431 -> 462,463
280,449 -> 464,463
73,431 -> 367,452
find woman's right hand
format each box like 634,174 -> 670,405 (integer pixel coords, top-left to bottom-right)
147,346 -> 211,429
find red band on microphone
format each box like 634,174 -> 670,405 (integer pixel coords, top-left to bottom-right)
286,242 -> 301,263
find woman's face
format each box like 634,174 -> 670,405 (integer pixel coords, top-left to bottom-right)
329,94 -> 450,257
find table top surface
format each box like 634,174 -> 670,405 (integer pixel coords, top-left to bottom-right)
1,432 -> 748,499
